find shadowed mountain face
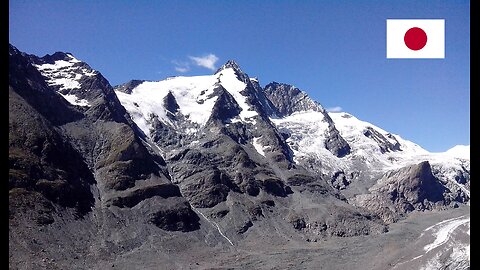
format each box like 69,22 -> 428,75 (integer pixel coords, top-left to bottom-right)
9,45 -> 199,233
9,45 -> 469,269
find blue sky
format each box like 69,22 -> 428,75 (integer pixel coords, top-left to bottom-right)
9,0 -> 469,152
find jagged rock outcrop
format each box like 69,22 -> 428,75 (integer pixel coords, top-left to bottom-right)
263,82 -> 323,117
113,79 -> 145,94
363,127 -> 401,153
352,161 -> 454,223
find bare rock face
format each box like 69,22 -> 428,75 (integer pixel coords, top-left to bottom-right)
113,79 -> 145,94
263,82 -> 322,117
363,127 -> 401,153
353,161 -> 451,223
148,199 -> 200,232
324,117 -> 351,158
9,46 -> 95,217
9,44 -> 199,234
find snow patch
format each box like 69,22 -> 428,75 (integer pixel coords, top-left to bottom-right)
252,137 -> 265,157
34,54 -> 97,91
218,68 -> 257,121
51,78 -> 81,90
193,207 -> 234,246
35,60 -> 76,71
66,54 -> 81,63
423,217 -> 470,253
59,93 -> 90,107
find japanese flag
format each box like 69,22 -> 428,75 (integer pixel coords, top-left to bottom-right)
386,19 -> 445,59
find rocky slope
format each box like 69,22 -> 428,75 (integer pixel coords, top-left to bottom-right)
9,44 -> 469,269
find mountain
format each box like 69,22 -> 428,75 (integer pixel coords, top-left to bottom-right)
9,45 -> 469,269
444,145 -> 470,160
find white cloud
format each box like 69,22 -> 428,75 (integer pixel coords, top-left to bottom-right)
172,60 -> 190,73
326,106 -> 343,112
189,54 -> 219,71
174,66 -> 189,73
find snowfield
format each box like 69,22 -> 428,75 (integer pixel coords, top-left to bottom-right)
115,67 -> 258,138
271,110 -> 469,198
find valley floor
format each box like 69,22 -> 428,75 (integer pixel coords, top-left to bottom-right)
104,206 -> 470,270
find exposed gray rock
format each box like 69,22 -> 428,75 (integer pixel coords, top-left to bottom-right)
163,91 -> 180,116
263,82 -> 323,117
324,118 -> 351,158
107,183 -> 182,208
113,80 -> 145,94
9,44 -> 197,233
207,85 -> 242,124
148,200 -> 200,232
363,127 -> 402,153
331,171 -> 356,190
353,161 -> 453,223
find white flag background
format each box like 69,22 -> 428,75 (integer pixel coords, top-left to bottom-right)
386,19 -> 445,59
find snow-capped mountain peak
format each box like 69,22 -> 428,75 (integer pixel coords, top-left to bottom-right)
115,74 -> 218,134
113,58 -> 468,204
216,66 -> 258,121
444,145 -> 470,160
32,52 -> 99,107
329,112 -> 428,156
114,61 -> 261,138
215,60 -> 251,84
215,59 -> 242,75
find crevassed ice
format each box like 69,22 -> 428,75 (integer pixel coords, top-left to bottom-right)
271,110 -> 331,159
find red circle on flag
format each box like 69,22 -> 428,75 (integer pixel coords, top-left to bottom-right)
404,27 -> 428,51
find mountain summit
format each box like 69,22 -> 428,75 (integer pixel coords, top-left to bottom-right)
216,59 -> 243,74
9,45 -> 470,269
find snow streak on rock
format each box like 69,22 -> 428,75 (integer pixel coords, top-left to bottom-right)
193,207 -> 234,246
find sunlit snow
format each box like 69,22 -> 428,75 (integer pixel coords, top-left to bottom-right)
115,75 -> 218,137
115,67 -> 257,138
423,216 -> 470,253
60,94 -> 91,107
444,145 -> 470,160
34,54 -> 97,91
252,137 -> 265,157
218,68 -> 257,121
